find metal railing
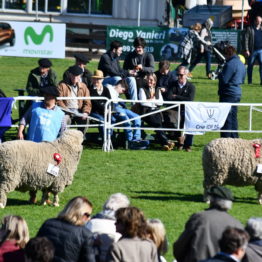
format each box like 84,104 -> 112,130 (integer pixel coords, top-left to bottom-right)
9,96 -> 262,152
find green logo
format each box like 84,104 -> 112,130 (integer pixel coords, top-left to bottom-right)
24,25 -> 54,45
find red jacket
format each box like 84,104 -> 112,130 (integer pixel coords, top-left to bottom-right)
0,240 -> 25,262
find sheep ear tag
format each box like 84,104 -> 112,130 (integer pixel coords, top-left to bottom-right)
47,164 -> 59,177
256,164 -> 262,175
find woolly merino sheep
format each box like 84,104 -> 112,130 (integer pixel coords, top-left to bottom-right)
202,138 -> 262,204
0,129 -> 83,208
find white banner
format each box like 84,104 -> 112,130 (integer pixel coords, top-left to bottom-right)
184,102 -> 231,134
0,21 -> 65,58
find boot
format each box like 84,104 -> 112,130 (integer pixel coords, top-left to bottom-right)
177,136 -> 185,150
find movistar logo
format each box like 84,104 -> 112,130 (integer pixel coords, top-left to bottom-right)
24,25 -> 54,45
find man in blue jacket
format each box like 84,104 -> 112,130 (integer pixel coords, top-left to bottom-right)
218,45 -> 245,138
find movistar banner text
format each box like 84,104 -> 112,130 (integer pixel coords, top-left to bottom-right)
0,21 -> 65,58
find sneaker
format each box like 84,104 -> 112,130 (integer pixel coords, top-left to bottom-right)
128,140 -> 149,150
162,145 -> 172,151
185,146 -> 192,152
167,141 -> 175,150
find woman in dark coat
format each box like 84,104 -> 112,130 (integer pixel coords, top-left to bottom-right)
37,196 -> 95,262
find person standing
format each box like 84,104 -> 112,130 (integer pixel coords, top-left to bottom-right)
63,53 -> 92,90
17,85 -> 65,143
165,66 -> 195,152
218,45 -> 246,138
176,23 -> 202,75
173,186 -> 243,262
98,40 -> 138,101
244,16 -> 262,85
26,58 -> 57,96
189,18 -> 214,77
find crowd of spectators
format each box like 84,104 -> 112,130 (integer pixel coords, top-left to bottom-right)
0,187 -> 261,262
4,16 -> 258,152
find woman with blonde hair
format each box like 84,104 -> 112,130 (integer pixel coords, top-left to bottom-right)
107,206 -> 158,262
138,73 -> 174,150
147,218 -> 168,262
177,22 -> 202,72
37,196 -> 96,262
0,215 -> 29,262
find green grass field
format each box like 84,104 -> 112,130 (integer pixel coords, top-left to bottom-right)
0,56 -> 262,261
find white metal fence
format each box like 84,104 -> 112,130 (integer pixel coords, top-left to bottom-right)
10,96 -> 262,152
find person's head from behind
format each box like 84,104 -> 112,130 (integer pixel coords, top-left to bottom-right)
219,227 -> 249,260
159,60 -> 170,74
245,217 -> 262,241
207,185 -> 234,211
1,215 -> 29,248
191,23 -> 202,33
38,58 -> 52,76
115,206 -> 147,239
110,40 -> 123,57
146,73 -> 157,88
58,196 -> 93,226
177,66 -> 188,85
147,218 -> 168,255
115,79 -> 127,94
25,237 -> 54,262
224,45 -> 236,60
102,193 -> 130,218
133,37 -> 146,55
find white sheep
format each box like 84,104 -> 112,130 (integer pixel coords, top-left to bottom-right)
202,138 -> 262,204
0,129 -> 83,208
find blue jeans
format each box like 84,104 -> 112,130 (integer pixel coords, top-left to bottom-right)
219,96 -> 241,138
90,112 -> 116,137
114,105 -> 141,141
103,76 -> 138,101
189,51 -> 211,75
247,49 -> 262,84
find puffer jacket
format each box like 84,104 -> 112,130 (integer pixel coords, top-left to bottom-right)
37,218 -> 95,262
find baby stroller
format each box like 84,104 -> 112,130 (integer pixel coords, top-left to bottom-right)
208,40 -> 230,80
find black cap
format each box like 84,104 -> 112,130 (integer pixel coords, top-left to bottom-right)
38,58 -> 52,68
74,53 -> 90,64
68,65 -> 83,76
207,186 -> 234,201
40,86 -> 59,97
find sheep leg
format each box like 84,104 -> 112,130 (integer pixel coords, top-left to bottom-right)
40,190 -> 51,205
0,191 -> 7,208
29,190 -> 37,204
53,193 -> 59,207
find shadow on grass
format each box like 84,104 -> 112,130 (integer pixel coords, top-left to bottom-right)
7,198 -> 30,206
131,190 -> 258,204
131,190 -> 203,202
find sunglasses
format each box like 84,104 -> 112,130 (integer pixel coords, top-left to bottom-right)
84,212 -> 91,218
177,74 -> 185,77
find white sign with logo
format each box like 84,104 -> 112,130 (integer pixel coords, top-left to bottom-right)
184,102 -> 231,134
0,21 -> 65,58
